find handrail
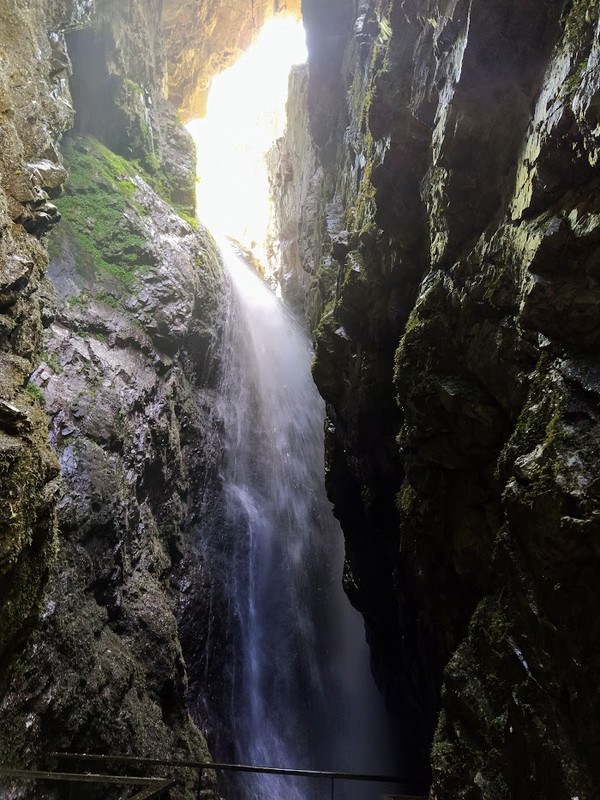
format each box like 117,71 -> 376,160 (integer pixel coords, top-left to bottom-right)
47,752 -> 429,797
0,767 -> 175,799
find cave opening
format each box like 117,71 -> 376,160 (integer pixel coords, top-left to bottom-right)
187,16 -> 307,274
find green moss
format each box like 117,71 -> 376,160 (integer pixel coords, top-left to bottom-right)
345,6 -> 393,235
88,331 -> 107,344
43,352 -> 62,374
97,291 -> 121,310
67,292 -> 90,310
123,78 -> 144,97
55,133 -> 199,312
26,382 -> 45,405
431,710 -> 456,773
469,596 -> 511,644
348,131 -> 377,235
312,297 -> 337,339
496,355 -> 588,506
396,480 -> 416,515
497,355 -> 553,475
403,311 -> 424,336
562,0 -> 600,49
62,136 -> 136,193
115,79 -> 154,158
377,10 -> 393,41
482,262 -> 516,309
176,208 -> 198,229
55,136 -> 149,288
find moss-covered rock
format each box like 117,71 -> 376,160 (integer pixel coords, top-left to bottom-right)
284,0 -> 600,793
0,0 -> 78,683
0,132 -> 225,797
0,1 -> 228,794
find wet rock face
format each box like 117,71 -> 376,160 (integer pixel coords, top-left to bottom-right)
286,0 -> 600,793
0,0 -> 90,680
267,64 -> 321,314
0,133 -> 224,796
0,0 -> 224,792
63,0 -> 198,215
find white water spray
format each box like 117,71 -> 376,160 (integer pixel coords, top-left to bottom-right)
200,238 -> 401,800
186,18 -> 403,799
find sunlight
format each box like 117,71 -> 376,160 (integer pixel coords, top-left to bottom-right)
187,17 -> 307,269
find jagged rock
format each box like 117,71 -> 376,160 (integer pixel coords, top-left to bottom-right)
284,0 -> 600,793
0,134 -> 224,797
0,0 -> 598,796
0,0 -> 77,682
0,0 -> 227,793
266,64 -> 322,313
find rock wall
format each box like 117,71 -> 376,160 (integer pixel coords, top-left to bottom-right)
0,1 -> 225,796
2,0 -> 599,795
0,134 -> 224,795
267,63 -> 320,312
283,0 -> 600,795
0,0 -> 92,694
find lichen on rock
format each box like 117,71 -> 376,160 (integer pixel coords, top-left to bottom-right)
280,0 -> 600,793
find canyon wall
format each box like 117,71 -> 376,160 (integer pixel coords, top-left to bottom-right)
0,1 -> 227,796
0,3 -> 311,794
272,0 -> 600,795
0,1 -> 314,795
0,0 -> 90,704
1,0 -> 599,797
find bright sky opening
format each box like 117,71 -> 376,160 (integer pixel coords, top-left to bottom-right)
187,18 -> 308,269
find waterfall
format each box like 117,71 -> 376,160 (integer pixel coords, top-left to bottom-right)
193,238 -> 402,800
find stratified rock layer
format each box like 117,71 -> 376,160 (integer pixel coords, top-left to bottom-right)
285,0 -> 600,795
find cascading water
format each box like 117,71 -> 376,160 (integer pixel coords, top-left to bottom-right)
194,238 -> 403,800
216,240 -> 335,798
183,17 -> 406,800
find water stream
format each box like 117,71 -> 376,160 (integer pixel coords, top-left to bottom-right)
197,239 -> 401,800
183,20 -> 402,796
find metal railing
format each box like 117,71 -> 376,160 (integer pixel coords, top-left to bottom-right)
0,766 -> 175,799
47,752 -> 429,800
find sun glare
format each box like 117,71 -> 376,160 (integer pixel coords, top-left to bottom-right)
187,18 -> 308,268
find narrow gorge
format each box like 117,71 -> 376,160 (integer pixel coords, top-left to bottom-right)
0,1 -> 599,799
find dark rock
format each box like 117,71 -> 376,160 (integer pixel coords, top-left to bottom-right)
20,201 -> 61,237
277,0 -> 600,793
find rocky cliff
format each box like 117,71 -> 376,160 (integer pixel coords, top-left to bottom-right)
1,0 -> 599,797
0,133 -> 224,794
0,3 -> 314,794
278,0 -> 600,796
0,1 -> 227,796
0,0 -> 90,702
162,0 -> 301,120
